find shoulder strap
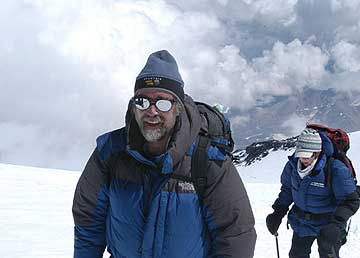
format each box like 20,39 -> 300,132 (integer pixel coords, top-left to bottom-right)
325,156 -> 334,187
191,135 -> 211,203
325,155 -> 358,187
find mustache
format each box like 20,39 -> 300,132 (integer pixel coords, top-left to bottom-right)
142,116 -> 163,123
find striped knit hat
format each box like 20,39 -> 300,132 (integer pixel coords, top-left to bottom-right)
295,128 -> 322,158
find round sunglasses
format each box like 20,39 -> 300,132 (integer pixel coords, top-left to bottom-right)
132,97 -> 175,112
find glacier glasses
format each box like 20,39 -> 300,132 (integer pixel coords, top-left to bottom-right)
132,96 -> 176,112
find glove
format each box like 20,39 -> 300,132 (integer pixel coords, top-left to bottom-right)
266,213 -> 282,235
266,206 -> 288,235
319,223 -> 343,246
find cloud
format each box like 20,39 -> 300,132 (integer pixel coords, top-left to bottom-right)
186,39 -> 329,110
331,41 -> 360,72
0,122 -> 88,170
231,115 -> 250,128
167,0 -> 298,25
281,113 -> 308,137
252,39 -> 329,92
1,0 -> 360,170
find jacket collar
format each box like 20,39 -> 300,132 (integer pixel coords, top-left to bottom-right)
125,94 -> 202,172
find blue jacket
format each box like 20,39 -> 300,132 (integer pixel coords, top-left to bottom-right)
274,132 -> 356,237
72,96 -> 256,258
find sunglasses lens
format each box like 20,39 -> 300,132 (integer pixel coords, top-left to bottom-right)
134,97 -> 150,110
156,99 -> 173,112
133,97 -> 174,112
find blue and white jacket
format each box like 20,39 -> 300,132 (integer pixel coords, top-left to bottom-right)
72,95 -> 256,258
273,131 -> 357,237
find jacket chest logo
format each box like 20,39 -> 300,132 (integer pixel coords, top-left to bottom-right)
178,181 -> 195,192
310,182 -> 325,188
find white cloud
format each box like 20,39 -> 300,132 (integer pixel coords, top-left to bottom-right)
186,45 -> 258,108
332,41 -> 360,72
186,39 -> 329,110
281,113 -> 308,137
253,39 -> 329,92
331,0 -> 360,12
252,0 -> 298,25
0,122 -> 90,170
231,115 -> 250,127
167,0 -> 298,25
325,72 -> 360,92
1,0 -> 360,169
335,21 -> 360,43
32,0 -> 228,99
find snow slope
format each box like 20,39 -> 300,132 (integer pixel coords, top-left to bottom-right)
1,131 -> 360,258
0,164 -> 80,258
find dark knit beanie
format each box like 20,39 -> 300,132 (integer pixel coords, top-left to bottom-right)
135,50 -> 184,103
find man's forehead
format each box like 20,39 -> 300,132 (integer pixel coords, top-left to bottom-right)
134,88 -> 175,99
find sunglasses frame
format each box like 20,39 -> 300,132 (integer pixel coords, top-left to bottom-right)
132,96 -> 176,112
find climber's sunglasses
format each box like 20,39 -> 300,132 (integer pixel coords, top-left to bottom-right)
132,96 -> 175,112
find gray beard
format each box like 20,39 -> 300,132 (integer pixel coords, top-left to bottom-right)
141,128 -> 167,142
134,108 -> 178,143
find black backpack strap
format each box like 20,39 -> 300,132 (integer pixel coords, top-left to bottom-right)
191,135 -> 211,204
169,173 -> 192,183
325,156 -> 334,187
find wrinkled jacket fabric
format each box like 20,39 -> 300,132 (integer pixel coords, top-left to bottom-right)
72,95 -> 256,258
273,131 -> 356,237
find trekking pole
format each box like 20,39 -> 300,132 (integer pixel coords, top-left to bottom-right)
275,232 -> 280,258
346,218 -> 352,235
330,246 -> 338,258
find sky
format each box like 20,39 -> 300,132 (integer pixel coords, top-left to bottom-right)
1,131 -> 360,257
2,0 -> 360,170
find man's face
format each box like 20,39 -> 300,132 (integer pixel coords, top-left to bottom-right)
133,88 -> 180,142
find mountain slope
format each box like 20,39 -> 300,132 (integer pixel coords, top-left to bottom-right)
231,88 -> 360,147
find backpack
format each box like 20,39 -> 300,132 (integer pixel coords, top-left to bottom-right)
106,102 -> 234,203
306,123 -> 357,186
307,124 -> 360,242
170,102 -> 235,203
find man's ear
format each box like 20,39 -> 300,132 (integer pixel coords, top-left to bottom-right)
175,101 -> 183,116
125,99 -> 135,125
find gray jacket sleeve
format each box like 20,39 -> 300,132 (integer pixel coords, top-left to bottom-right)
72,149 -> 109,258
203,158 -> 256,258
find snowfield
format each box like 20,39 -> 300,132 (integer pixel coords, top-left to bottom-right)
1,131 -> 360,258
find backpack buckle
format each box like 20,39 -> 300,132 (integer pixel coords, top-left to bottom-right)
304,213 -> 312,220
195,177 -> 207,187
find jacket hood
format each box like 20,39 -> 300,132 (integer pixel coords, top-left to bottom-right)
125,94 -> 202,169
318,131 -> 334,156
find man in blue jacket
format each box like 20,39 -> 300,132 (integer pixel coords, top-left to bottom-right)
266,128 -> 359,258
72,50 -> 256,258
